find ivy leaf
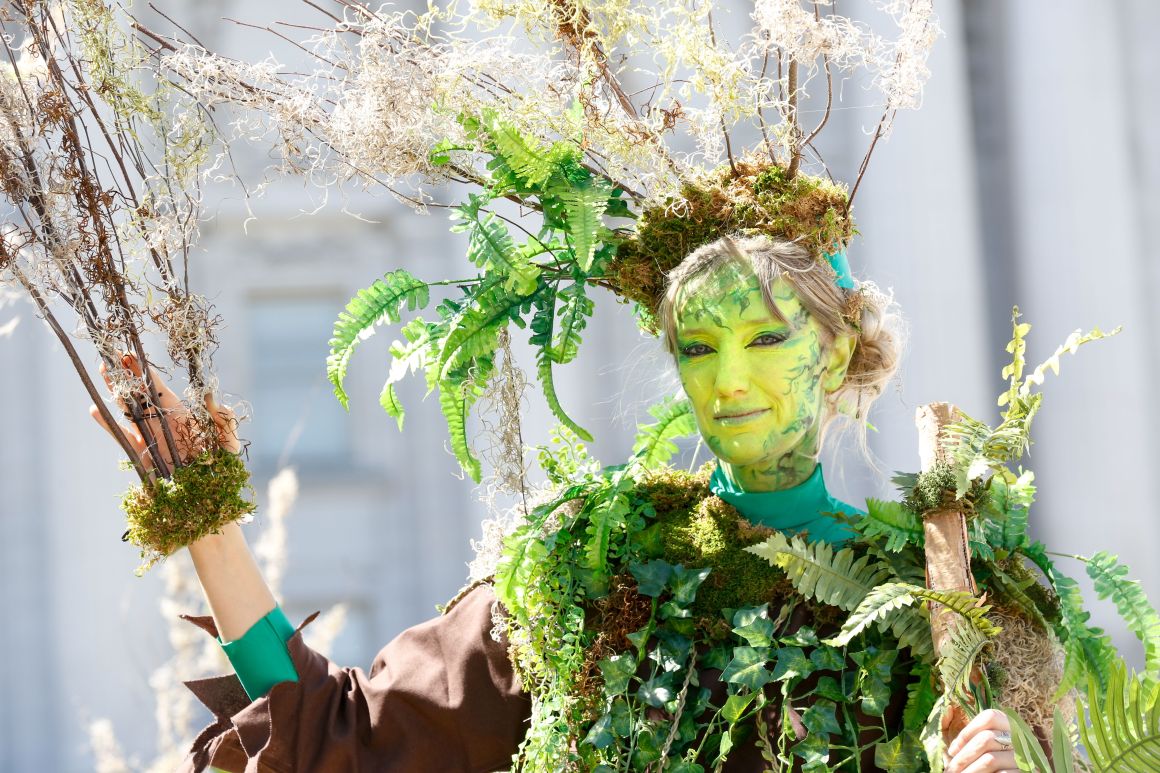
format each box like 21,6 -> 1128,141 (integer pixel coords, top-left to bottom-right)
327,269 -> 430,409
802,699 -> 842,737
721,691 -> 757,724
630,559 -> 672,597
772,647 -> 814,683
638,673 -> 675,708
669,565 -> 712,607
721,647 -> 774,690
582,712 -> 614,749
814,675 -> 846,703
874,735 -> 926,773
793,733 -> 831,767
598,653 -> 636,696
810,645 -> 845,672
781,626 -> 819,647
731,605 -> 774,647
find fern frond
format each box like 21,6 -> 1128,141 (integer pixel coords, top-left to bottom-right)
1017,325 -> 1121,401
912,587 -> 1000,637
451,195 -> 541,296
825,582 -> 920,647
1086,551 -> 1160,678
327,269 -> 429,409
482,113 -> 561,188
745,532 -> 892,612
437,281 -> 530,380
436,354 -> 495,483
554,176 -> 612,272
937,619 -> 988,702
379,317 -> 435,430
999,704 -> 1054,772
550,281 -> 593,364
1079,660 -> 1160,772
856,499 -> 923,552
1050,568 -> 1118,699
530,288 -> 592,441
631,396 -> 696,471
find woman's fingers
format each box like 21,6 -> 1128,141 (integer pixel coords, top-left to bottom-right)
946,709 -> 1016,773
89,403 -> 151,464
205,393 -> 242,454
947,709 -> 1008,757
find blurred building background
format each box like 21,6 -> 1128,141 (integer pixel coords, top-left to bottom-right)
1,0 -> 1158,769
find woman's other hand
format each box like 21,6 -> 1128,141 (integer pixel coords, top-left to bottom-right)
945,708 -> 1017,773
88,352 -> 239,470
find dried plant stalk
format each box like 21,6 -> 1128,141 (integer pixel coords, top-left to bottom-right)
0,1 -> 242,567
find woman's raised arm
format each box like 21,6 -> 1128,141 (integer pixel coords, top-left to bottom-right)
89,353 -> 276,642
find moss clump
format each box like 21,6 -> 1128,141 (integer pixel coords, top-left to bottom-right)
624,465 -> 841,636
122,449 -> 256,574
609,159 -> 854,328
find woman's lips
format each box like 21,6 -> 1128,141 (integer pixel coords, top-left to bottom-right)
714,408 -> 769,425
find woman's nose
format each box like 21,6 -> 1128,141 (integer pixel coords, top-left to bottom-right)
714,349 -> 751,397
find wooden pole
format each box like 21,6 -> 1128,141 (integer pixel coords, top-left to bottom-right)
915,402 -> 978,742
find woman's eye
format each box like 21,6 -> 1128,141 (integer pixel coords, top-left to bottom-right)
680,343 -> 713,358
750,332 -> 788,347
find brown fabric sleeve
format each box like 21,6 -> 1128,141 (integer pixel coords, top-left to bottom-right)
180,584 -> 530,773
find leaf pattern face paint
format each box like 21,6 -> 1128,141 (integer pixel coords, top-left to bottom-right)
675,264 -> 832,492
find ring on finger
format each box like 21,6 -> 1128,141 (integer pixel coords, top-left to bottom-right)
993,731 -> 1013,751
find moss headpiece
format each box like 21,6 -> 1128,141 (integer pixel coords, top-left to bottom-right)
608,160 -> 855,325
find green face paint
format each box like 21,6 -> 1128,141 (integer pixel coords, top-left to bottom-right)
674,264 -> 835,492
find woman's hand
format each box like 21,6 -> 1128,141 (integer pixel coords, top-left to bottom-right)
945,708 -> 1016,773
89,352 -> 239,470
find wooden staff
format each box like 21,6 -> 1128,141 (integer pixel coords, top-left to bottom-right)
915,402 -> 979,742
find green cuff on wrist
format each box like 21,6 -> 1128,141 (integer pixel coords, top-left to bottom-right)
220,605 -> 300,700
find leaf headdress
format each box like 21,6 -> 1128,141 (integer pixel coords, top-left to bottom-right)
141,0 -> 940,480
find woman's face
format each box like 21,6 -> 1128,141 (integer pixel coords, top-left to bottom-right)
674,263 -> 850,483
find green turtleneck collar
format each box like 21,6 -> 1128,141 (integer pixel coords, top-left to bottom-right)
708,462 -> 863,545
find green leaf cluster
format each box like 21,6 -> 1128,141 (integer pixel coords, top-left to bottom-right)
327,112 -> 628,480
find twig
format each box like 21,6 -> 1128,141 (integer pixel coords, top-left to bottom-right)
846,107 -> 895,215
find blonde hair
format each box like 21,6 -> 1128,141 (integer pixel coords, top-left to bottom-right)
657,234 -> 904,453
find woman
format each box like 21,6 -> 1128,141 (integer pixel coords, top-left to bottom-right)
92,235 -> 1024,772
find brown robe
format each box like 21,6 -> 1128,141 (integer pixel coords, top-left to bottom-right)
181,585 -> 907,772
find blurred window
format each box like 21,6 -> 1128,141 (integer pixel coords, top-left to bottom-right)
248,294 -> 347,467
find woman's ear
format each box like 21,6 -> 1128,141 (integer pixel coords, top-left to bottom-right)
822,333 -> 857,392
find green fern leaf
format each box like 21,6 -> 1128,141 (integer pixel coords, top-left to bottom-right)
1079,660 -> 1160,772
550,281 -> 594,364
530,288 -> 592,441
327,269 -> 429,409
826,582 -> 920,647
857,499 -> 923,552
1086,551 -> 1160,677
555,176 -> 612,272
436,355 -> 495,482
745,532 -> 892,612
631,396 -> 697,471
436,281 -> 529,380
379,318 -> 436,430
902,663 -> 938,732
1050,568 -> 1117,699
937,620 -> 988,702
482,112 -> 576,188
451,195 -> 541,295
581,487 -> 630,587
